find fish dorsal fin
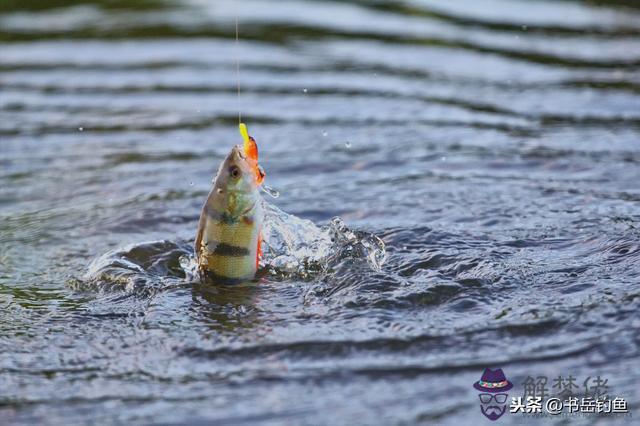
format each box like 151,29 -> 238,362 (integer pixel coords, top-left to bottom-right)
239,123 -> 264,185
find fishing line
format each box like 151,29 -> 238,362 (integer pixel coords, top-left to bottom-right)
235,13 -> 242,124
234,8 -> 276,199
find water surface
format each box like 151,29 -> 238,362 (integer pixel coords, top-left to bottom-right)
1,0 -> 639,424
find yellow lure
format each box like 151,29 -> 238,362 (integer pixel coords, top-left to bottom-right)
239,122 -> 250,149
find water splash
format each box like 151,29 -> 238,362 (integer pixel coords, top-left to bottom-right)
69,240 -> 189,294
327,217 -> 386,271
73,201 -> 386,291
261,203 -> 386,278
260,202 -> 333,277
261,184 -> 280,199
179,253 -> 200,283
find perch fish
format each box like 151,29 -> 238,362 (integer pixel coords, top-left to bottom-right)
195,124 -> 265,283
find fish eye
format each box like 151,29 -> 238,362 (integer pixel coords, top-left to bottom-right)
229,165 -> 241,179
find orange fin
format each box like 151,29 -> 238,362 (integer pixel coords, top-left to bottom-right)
246,136 -> 259,162
240,123 -> 258,162
256,233 -> 263,270
240,122 -> 263,185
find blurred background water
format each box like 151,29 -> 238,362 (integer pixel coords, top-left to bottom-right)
1,0 -> 639,424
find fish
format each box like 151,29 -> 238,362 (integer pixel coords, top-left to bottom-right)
195,125 -> 265,284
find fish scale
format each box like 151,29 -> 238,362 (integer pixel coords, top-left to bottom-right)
197,203 -> 262,280
195,124 -> 265,284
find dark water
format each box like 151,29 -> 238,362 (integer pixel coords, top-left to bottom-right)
1,0 -> 640,424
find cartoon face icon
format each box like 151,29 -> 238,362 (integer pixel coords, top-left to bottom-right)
478,392 -> 508,420
473,368 -> 513,421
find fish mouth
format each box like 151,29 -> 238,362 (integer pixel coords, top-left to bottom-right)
235,146 -> 246,160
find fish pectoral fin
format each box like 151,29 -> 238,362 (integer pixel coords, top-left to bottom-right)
256,232 -> 263,269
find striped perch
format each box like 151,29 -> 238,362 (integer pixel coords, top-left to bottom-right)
195,144 -> 264,284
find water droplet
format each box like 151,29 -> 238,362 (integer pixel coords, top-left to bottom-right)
322,131 -> 328,137
261,184 -> 280,198
189,181 -> 194,186
344,141 -> 352,148
441,156 -> 447,161
302,88 -> 308,93
78,127 -> 84,132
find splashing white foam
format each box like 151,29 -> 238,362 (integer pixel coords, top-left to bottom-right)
261,202 -> 386,277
